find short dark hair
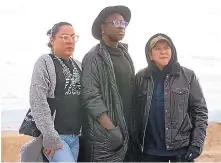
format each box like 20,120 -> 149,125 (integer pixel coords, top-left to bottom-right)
47,22 -> 72,48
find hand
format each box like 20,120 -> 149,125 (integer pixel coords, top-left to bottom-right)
43,146 -> 64,158
185,145 -> 202,161
97,113 -> 115,130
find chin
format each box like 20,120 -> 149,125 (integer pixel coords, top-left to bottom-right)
162,63 -> 169,67
65,52 -> 73,57
113,35 -> 124,42
118,36 -> 124,41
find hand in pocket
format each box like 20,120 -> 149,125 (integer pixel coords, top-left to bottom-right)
106,126 -> 123,151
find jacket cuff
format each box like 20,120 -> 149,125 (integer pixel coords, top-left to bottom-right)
89,109 -> 108,120
42,134 -> 62,150
191,140 -> 203,148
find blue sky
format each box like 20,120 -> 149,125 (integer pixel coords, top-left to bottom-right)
0,0 -> 221,111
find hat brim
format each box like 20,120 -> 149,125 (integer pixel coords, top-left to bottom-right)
92,5 -> 131,40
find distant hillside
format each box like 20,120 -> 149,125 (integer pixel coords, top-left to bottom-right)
208,110 -> 221,122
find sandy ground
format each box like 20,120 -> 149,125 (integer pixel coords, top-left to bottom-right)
1,131 -> 32,162
195,122 -> 221,162
1,122 -> 221,162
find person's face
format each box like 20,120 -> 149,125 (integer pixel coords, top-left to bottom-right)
149,40 -> 172,70
50,25 -> 78,58
101,13 -> 128,41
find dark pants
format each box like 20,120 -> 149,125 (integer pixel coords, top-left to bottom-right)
77,135 -> 86,162
141,153 -> 194,162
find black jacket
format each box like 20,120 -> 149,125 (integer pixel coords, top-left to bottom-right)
81,41 -> 135,162
131,33 -> 208,159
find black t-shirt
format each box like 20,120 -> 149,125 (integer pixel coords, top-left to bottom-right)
107,46 -> 133,126
50,55 -> 82,135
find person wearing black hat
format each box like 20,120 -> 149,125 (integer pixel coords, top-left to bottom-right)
131,33 -> 208,162
80,5 -> 136,162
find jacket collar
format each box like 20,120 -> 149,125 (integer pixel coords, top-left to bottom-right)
98,40 -> 135,75
99,40 -> 128,51
143,62 -> 181,78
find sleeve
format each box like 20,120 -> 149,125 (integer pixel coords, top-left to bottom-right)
30,57 -> 62,150
189,72 -> 208,148
80,54 -> 108,120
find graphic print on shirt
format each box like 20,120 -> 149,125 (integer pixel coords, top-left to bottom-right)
64,65 -> 81,96
55,56 -> 81,96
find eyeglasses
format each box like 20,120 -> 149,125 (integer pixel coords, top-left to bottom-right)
105,20 -> 129,28
59,35 -> 79,43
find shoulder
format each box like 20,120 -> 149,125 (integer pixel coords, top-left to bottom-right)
135,68 -> 149,85
181,66 -> 195,77
136,68 -> 148,78
32,54 -> 55,77
34,54 -> 53,66
82,44 -> 100,64
180,66 -> 197,83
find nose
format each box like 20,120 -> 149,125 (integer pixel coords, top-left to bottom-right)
66,38 -> 74,44
160,49 -> 167,55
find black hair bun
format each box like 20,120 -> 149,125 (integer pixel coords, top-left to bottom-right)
47,29 -> 52,36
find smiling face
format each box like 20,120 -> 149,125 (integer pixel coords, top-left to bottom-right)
149,40 -> 172,70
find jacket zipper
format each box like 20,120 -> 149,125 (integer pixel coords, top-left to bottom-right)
141,76 -> 154,151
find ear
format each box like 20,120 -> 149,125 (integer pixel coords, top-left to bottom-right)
101,24 -> 105,34
149,52 -> 153,60
50,36 -> 54,46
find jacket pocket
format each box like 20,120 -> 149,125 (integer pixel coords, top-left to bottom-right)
173,114 -> 193,142
94,122 -> 108,142
106,126 -> 124,152
171,88 -> 189,118
171,88 -> 189,104
181,114 -> 193,132
180,114 -> 193,138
